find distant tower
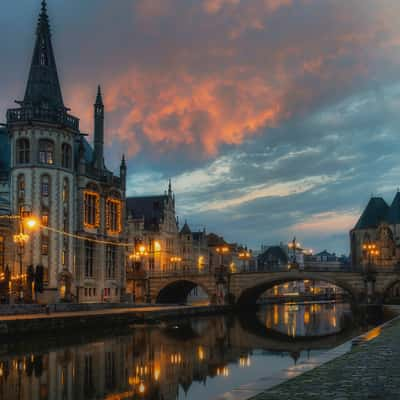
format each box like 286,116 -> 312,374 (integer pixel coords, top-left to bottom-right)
93,85 -> 105,170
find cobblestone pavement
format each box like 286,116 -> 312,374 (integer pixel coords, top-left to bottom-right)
251,318 -> 400,400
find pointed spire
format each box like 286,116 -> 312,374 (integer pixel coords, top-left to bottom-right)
168,179 -> 172,196
95,85 -> 104,106
22,0 -> 64,109
121,154 -> 126,167
93,85 -> 105,170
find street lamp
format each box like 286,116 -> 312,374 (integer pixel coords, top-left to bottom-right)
170,256 -> 182,272
362,242 -> 379,273
238,251 -> 251,272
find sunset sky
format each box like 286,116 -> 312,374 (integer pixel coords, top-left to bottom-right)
2,0 -> 400,254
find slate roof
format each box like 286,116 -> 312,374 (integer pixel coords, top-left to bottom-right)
126,195 -> 169,231
354,197 -> 389,230
0,128 -> 10,173
387,192 -> 400,225
180,221 -> 192,235
258,246 -> 288,265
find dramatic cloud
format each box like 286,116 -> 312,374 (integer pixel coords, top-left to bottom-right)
1,0 -> 400,253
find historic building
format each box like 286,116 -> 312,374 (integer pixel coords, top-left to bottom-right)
0,1 -> 126,303
350,194 -> 400,269
125,183 -> 210,301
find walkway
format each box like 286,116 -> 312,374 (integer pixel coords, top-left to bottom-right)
250,317 -> 400,400
0,304 -> 192,321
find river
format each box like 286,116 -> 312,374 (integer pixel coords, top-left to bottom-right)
0,302 -> 384,400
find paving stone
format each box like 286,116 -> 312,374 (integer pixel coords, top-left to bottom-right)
250,317 -> 400,400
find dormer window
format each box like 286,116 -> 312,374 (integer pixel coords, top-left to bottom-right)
39,139 -> 54,165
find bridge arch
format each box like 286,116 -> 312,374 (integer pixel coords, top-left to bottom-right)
156,279 -> 213,304
235,272 -> 358,306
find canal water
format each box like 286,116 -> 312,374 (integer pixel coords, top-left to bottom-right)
0,303 -> 382,400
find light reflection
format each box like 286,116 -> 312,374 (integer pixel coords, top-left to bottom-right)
0,305 -> 366,400
265,303 -> 351,338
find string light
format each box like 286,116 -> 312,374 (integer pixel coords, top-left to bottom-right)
41,225 -> 130,247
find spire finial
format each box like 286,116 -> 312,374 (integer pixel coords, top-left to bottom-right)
121,154 -> 126,168
168,179 -> 172,196
95,85 -> 103,106
41,0 -> 47,13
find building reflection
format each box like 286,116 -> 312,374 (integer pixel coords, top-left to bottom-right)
263,303 -> 351,338
0,304 -> 354,400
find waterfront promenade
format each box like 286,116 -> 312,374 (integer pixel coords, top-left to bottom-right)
250,316 -> 400,400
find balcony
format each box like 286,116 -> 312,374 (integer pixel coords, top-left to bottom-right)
7,107 -> 79,131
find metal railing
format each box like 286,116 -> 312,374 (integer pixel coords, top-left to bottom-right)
7,107 -> 79,131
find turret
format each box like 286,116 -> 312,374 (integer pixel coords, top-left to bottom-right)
120,154 -> 127,191
93,85 -> 104,170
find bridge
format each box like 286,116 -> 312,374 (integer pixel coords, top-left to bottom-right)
143,267 -> 400,305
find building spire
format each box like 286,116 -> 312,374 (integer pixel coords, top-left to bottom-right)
93,84 -> 105,170
168,179 -> 172,196
22,0 -> 64,109
95,85 -> 103,106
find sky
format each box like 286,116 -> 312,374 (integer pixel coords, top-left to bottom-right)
2,0 -> 400,255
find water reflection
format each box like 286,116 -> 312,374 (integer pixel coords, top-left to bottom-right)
263,302 -> 352,338
0,303 -> 368,400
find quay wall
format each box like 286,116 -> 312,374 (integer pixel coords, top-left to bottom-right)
0,305 -> 230,337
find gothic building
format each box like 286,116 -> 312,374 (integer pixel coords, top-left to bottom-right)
1,1 -> 126,303
350,193 -> 400,268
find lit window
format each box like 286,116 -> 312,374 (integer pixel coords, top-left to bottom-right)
41,210 -> 49,227
106,199 -> 122,233
39,139 -> 54,165
16,138 -> 30,164
41,235 -> 49,256
84,191 -> 100,228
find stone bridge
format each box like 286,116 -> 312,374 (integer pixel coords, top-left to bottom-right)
148,268 -> 400,305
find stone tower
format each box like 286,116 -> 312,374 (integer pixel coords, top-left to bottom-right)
6,0 -> 79,302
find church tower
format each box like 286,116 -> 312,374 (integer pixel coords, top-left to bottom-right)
6,0 -> 78,303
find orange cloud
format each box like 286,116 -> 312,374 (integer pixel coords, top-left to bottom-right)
62,0 -> 400,160
290,211 -> 358,235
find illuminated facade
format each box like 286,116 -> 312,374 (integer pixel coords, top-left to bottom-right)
0,2 -> 126,303
350,194 -> 400,268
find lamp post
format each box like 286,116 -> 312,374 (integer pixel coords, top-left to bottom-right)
215,246 -> 230,304
238,250 -> 251,272
362,241 -> 379,303
12,214 -> 39,303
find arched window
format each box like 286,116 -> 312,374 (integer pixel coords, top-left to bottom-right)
39,139 -> 54,165
84,190 -> 100,228
63,178 -> 69,232
17,174 -> 25,205
16,138 -> 30,164
61,143 -> 72,169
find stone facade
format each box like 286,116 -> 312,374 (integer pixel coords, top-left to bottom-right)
0,2 -> 126,303
350,194 -> 400,269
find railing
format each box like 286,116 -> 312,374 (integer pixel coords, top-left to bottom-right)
7,107 -> 79,131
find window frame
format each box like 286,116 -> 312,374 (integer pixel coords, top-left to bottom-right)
38,139 -> 55,165
16,138 -> 30,164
